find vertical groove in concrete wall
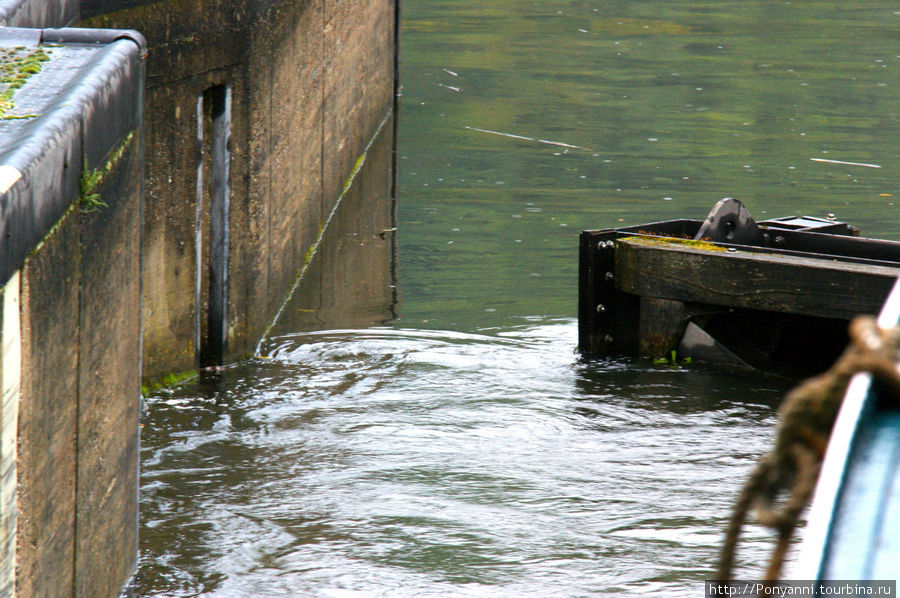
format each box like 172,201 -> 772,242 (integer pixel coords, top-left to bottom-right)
195,83 -> 232,369
204,84 -> 231,367
194,94 -> 204,367
0,272 -> 19,598
83,0 -> 397,380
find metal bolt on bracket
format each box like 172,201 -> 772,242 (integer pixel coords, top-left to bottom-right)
596,304 -> 606,313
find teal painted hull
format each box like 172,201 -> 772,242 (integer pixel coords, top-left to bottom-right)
797,279 -> 900,581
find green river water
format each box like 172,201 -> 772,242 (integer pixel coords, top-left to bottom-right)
133,2 -> 900,596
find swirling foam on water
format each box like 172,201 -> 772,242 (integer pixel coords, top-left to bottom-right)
135,320 -> 794,597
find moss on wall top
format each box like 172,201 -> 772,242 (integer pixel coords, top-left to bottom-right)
0,46 -> 51,119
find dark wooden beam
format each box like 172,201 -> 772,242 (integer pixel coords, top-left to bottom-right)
614,237 -> 900,321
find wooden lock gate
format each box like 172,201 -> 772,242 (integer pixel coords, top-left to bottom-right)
578,198 -> 900,374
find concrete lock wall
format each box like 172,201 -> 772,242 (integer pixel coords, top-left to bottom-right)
0,0 -> 397,596
0,27 -> 145,598
82,0 -> 398,380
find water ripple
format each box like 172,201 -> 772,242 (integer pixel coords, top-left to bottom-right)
135,320 -> 794,596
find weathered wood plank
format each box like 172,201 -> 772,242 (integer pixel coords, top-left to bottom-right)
615,237 -> 900,320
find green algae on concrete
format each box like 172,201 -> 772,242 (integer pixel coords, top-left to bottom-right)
0,46 -> 51,119
141,369 -> 198,396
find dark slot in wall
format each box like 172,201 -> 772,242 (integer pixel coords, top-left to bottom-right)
196,83 -> 231,368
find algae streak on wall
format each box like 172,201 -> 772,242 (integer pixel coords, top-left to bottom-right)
81,0 -> 399,382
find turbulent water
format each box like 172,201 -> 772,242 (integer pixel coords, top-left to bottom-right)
134,1 -> 900,595
136,323 -> 794,596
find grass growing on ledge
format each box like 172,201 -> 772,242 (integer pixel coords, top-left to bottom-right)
79,130 -> 136,212
80,168 -> 107,212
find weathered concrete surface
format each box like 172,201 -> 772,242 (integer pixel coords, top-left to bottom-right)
83,0 -> 398,380
0,0 -> 78,27
0,31 -> 144,598
17,213 -> 79,598
264,114 -> 397,340
0,1 -> 396,595
15,140 -> 142,598
0,273 -> 20,598
74,136 -> 142,598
